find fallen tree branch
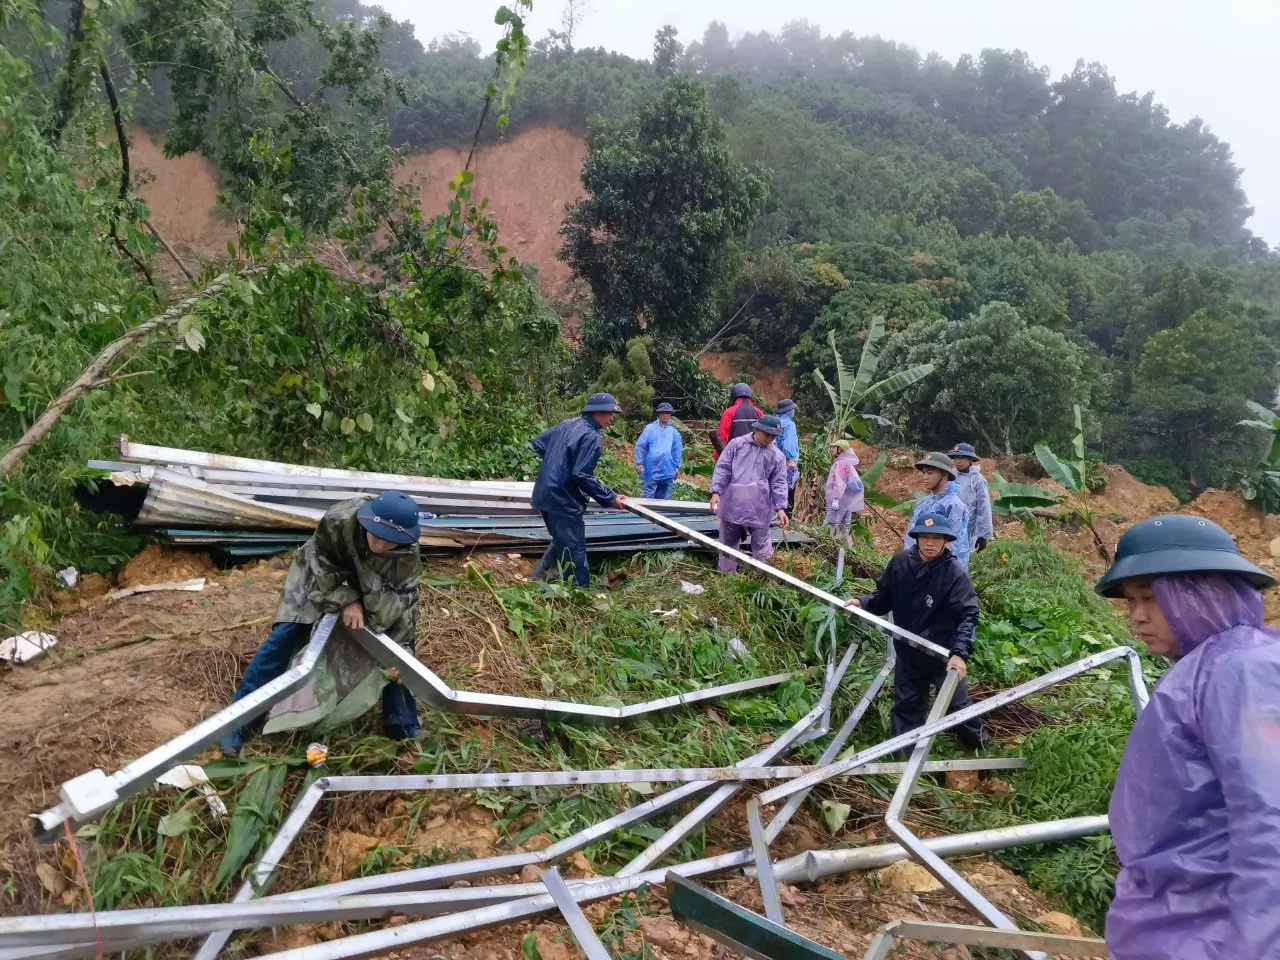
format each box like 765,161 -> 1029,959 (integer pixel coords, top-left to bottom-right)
0,268 -> 266,478
145,220 -> 196,282
99,59 -> 160,297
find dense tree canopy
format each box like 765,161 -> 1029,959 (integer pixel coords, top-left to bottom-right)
560,74 -> 768,352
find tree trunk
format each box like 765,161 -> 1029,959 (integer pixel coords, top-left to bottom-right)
0,269 -> 263,478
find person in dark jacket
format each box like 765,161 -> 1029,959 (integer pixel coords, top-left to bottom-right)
219,490 -> 423,755
530,393 -> 626,587
714,383 -> 763,460
847,512 -> 989,750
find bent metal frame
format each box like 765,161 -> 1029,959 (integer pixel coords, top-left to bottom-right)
10,507 -> 1148,959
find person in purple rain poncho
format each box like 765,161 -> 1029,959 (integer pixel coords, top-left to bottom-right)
824,439 -> 864,533
709,415 -> 790,573
1094,514 -> 1280,960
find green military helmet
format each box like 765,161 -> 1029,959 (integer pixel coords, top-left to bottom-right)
1094,514 -> 1275,598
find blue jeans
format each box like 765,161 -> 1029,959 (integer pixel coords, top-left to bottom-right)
642,477 -> 675,499
219,620 -> 420,753
532,509 -> 590,587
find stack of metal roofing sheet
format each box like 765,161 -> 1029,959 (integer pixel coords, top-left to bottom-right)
84,438 -> 771,559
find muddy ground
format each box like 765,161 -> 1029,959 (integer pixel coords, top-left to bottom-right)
3,544 -> 1092,958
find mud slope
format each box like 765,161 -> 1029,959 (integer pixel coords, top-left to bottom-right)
132,126 -> 587,295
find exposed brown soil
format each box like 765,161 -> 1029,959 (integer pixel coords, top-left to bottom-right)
697,352 -> 793,406
133,125 -> 587,297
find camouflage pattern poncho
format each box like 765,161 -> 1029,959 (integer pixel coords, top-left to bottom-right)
275,498 -> 421,646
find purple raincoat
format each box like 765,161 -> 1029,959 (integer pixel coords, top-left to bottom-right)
1107,574 -> 1280,959
824,450 -> 864,527
711,434 -> 788,528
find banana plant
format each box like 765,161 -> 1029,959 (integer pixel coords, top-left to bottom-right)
814,317 -> 934,442
1237,400 -> 1280,511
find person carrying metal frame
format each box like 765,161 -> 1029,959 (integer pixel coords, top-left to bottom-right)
847,512 -> 989,751
905,452 -> 971,570
633,401 -> 683,500
530,392 -> 627,587
948,442 -> 993,554
1094,514 -> 1280,960
710,414 -> 790,573
219,490 -> 423,755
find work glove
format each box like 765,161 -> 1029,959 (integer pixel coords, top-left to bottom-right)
975,537 -> 989,552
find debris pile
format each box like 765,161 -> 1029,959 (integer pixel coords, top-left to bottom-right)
3,511 -> 1133,960
82,439 -> 801,559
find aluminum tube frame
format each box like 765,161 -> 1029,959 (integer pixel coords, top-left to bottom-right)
767,642 -> 895,843
864,920 -> 1108,959
31,616 -> 335,840
347,622 -> 792,724
770,814 -> 1110,885
541,868 -> 614,960
882,669 -> 1043,960
623,501 -> 949,659
745,800 -> 784,925
617,641 -> 858,876
759,645 -> 1147,806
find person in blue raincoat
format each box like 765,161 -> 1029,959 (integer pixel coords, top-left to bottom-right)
904,452 -> 971,570
633,402 -> 683,500
948,442 -> 993,554
776,399 -> 801,514
710,415 -> 790,573
1094,515 -> 1280,960
530,393 -> 626,587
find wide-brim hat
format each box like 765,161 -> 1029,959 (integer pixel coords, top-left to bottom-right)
752,415 -> 784,437
776,399 -> 797,415
828,438 -> 852,453
908,512 -> 957,541
915,452 -> 958,480
1095,515 -> 1275,597
948,443 -> 979,461
656,402 -> 674,414
582,392 -> 622,414
357,491 -> 420,545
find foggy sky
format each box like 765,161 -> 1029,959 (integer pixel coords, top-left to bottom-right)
380,0 -> 1279,246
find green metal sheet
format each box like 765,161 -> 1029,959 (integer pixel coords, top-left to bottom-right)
665,873 -> 847,960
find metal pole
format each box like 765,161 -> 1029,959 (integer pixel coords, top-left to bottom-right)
882,669 -> 1044,960
759,646 -> 1142,806
746,800 -> 784,925
541,868 -> 614,960
622,501 -> 949,659
770,815 -> 1110,885
870,920 -> 1108,958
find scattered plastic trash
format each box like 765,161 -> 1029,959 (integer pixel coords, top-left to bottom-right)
105,577 -> 207,603
727,637 -> 750,659
155,764 -> 228,818
0,632 -> 58,664
306,743 -> 329,766
650,608 -> 680,618
680,580 -> 706,595
56,567 -> 79,588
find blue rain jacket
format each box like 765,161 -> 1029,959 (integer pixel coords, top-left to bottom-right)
634,420 -> 683,483
905,481 -> 971,570
954,467 -> 993,547
778,412 -> 800,488
531,415 -> 617,515
1106,574 -> 1280,960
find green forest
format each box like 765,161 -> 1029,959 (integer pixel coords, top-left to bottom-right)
3,0 -> 1278,609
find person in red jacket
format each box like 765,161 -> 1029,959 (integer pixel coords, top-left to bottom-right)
714,383 -> 763,460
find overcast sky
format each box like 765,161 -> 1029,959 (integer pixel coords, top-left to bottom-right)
378,0 -> 1279,246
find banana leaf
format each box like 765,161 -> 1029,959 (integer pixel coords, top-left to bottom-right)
1033,442 -> 1082,494
859,361 -> 935,407
214,763 -> 289,890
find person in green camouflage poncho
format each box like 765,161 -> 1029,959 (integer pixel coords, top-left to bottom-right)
218,491 -> 422,755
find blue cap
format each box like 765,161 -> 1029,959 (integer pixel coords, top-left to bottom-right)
752,415 -> 784,437
948,443 -> 980,461
582,392 -> 621,414
730,383 -> 753,399
908,512 -> 957,541
656,402 -> 674,413
776,399 -> 797,415
357,491 -> 420,545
